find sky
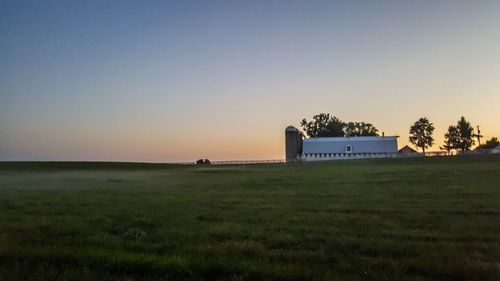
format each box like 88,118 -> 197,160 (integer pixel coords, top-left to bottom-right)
1,0 -> 499,162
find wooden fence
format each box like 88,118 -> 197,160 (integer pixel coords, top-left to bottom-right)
180,151 -> 492,166
211,159 -> 285,165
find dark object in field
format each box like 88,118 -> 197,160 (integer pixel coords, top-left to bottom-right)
196,159 -> 211,165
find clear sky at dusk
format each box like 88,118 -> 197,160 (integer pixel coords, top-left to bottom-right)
1,0 -> 499,162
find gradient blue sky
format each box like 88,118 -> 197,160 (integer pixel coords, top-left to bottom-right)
1,0 -> 499,161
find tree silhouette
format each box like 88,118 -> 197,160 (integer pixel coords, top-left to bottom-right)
456,116 -> 475,152
344,122 -> 379,136
442,125 -> 460,154
300,113 -> 344,137
409,117 -> 435,153
442,117 -> 476,153
477,137 -> 499,150
300,114 -> 379,138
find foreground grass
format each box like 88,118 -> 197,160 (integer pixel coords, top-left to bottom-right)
0,156 -> 499,280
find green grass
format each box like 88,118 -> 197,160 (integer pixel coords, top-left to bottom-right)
1,156 -> 500,281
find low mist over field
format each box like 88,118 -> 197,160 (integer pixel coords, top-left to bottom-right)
1,156 -> 500,280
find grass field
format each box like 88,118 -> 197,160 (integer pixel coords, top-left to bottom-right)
1,156 -> 500,281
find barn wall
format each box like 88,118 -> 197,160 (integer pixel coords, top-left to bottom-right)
303,136 -> 398,154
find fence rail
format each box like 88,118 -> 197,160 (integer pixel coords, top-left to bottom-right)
211,159 -> 285,165
184,151 -> 494,166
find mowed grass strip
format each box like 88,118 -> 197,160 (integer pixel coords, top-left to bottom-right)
0,156 -> 499,280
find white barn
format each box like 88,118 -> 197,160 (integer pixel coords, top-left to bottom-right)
298,136 -> 399,161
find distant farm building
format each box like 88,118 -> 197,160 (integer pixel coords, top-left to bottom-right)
492,145 -> 500,154
285,126 -> 399,162
398,145 -> 419,155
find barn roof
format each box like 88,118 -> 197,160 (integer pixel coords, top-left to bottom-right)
398,145 -> 418,153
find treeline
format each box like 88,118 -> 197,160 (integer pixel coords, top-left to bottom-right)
409,116 -> 498,154
300,113 -> 499,154
300,113 -> 379,137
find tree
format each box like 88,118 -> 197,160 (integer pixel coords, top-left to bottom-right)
456,116 -> 475,152
442,117 -> 476,153
300,114 -> 380,138
300,113 -> 344,137
409,117 -> 435,153
345,122 -> 379,137
477,137 -> 499,150
325,116 -> 345,137
442,125 -> 460,154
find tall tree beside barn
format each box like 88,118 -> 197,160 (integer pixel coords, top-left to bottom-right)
300,113 -> 344,137
344,122 -> 379,136
300,113 -> 380,138
409,117 -> 435,153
